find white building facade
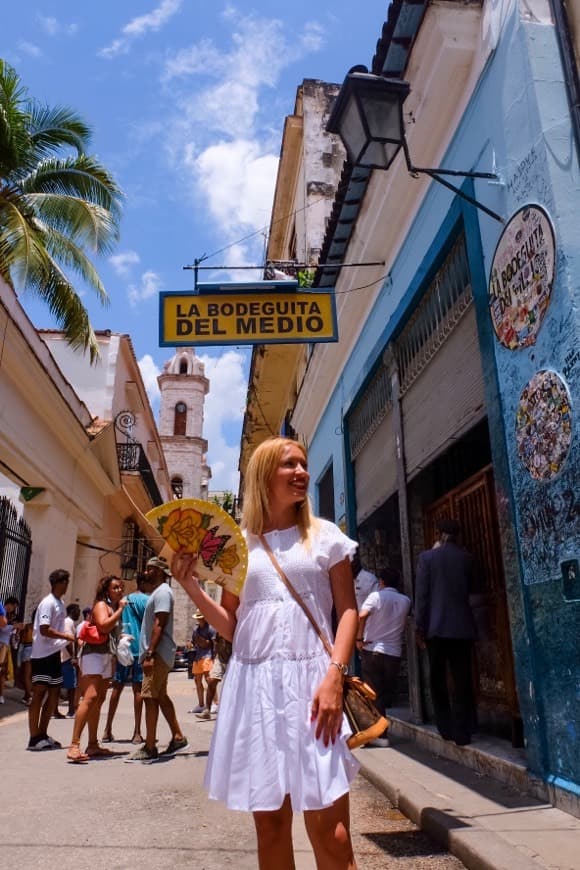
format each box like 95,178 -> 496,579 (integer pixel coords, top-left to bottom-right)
35,329 -> 173,608
0,279 -> 172,613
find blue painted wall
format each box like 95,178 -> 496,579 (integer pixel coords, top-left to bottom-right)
307,7 -> 580,790
478,12 -> 580,790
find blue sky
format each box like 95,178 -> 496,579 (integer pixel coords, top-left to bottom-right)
1,1 -> 389,490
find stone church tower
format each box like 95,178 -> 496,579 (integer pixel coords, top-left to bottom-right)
158,348 -> 211,500
158,347 -> 211,643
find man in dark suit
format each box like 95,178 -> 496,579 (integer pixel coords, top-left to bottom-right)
415,518 -> 476,746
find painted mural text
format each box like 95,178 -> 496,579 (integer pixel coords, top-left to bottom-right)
489,222 -> 545,312
521,488 -> 580,583
563,348 -> 580,380
506,147 -> 538,198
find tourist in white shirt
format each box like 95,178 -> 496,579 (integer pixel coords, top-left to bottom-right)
357,567 -> 411,720
27,569 -> 75,751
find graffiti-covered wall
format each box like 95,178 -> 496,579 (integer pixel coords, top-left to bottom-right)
474,9 -> 580,789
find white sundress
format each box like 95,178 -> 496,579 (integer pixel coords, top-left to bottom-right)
204,520 -> 360,812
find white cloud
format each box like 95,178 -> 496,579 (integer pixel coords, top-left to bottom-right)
162,11 -> 324,262
38,16 -> 59,35
194,139 -> 278,236
17,41 -> 42,57
128,269 -> 163,306
124,0 -> 182,37
100,0 -> 183,58
38,16 -> 78,36
110,250 -> 140,277
302,22 -> 324,53
162,38 -> 223,81
164,14 -> 324,138
138,354 -> 161,403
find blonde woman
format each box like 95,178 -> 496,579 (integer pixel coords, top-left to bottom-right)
172,437 -> 359,869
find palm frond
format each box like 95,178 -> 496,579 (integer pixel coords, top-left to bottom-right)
0,61 -> 31,176
39,223 -> 110,306
23,192 -> 119,254
11,233 -> 101,361
27,104 -> 92,159
19,155 -> 124,223
0,60 -> 122,363
0,190 -> 36,283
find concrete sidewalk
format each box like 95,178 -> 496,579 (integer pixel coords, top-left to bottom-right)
356,738 -> 580,870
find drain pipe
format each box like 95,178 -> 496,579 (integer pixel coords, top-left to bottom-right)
549,0 -> 580,161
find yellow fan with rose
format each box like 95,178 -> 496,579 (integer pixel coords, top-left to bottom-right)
145,498 -> 248,597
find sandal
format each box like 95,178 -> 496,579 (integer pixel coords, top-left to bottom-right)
67,744 -> 89,764
101,733 -> 115,743
85,744 -> 116,758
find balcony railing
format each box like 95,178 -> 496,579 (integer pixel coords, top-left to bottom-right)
117,443 -> 163,506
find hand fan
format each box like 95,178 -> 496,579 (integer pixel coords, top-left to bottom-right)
145,498 -> 248,596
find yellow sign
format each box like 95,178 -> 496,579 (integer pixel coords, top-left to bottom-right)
160,287 -> 338,346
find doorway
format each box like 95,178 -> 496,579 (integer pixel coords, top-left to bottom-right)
424,465 -> 522,744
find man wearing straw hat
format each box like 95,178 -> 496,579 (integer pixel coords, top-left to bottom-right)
125,556 -> 188,763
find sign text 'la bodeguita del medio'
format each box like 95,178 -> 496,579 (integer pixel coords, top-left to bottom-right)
159,283 -> 338,347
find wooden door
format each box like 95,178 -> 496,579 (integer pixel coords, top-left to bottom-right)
424,466 -> 519,717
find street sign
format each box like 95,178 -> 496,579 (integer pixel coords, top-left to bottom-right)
159,283 -> 338,347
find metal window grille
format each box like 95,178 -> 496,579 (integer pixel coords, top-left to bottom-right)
348,364 -> 393,460
121,520 -> 155,578
0,497 -> 31,616
117,443 -> 163,506
396,233 -> 472,395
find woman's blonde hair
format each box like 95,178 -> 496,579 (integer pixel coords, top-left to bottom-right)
241,437 -> 315,539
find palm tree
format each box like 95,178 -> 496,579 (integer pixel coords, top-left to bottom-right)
0,60 -> 123,362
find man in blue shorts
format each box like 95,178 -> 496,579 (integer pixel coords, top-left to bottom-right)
102,573 -> 149,743
125,556 -> 187,763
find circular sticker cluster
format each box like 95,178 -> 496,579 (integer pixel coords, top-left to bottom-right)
488,205 -> 555,349
515,371 -> 572,480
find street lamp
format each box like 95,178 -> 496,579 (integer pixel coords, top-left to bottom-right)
327,67 -> 503,223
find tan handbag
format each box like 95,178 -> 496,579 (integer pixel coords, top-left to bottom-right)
259,535 -> 389,749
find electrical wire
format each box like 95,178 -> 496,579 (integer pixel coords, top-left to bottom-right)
319,272 -> 390,295
281,272 -> 390,296
189,195 -> 325,265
